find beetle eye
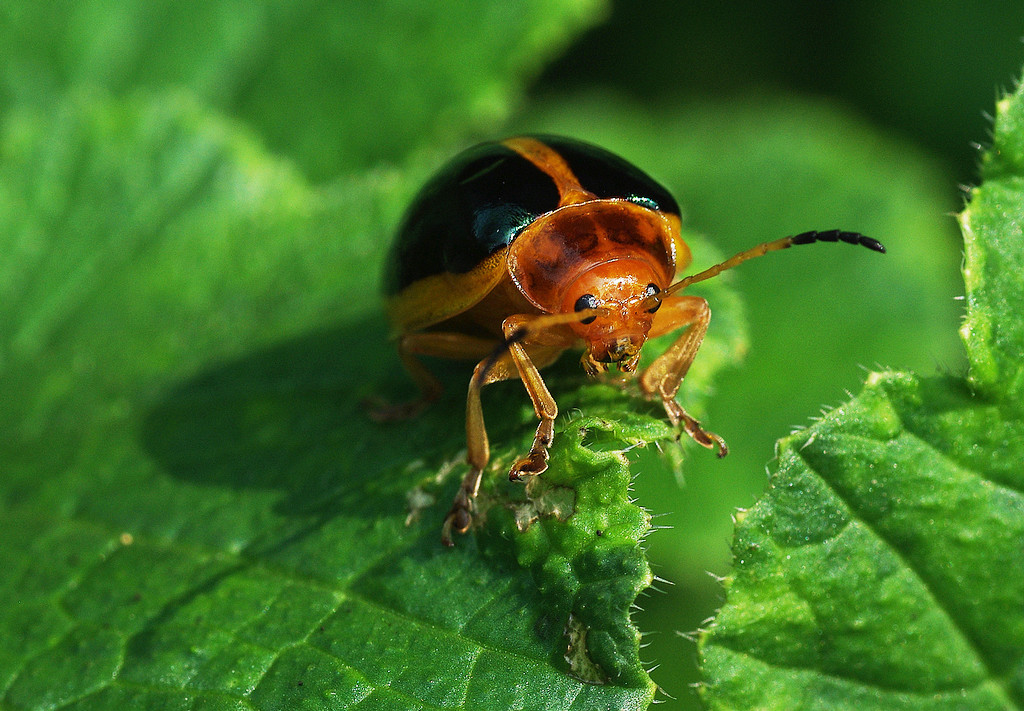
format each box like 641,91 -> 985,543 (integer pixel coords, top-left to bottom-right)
574,294 -> 600,324
644,283 -> 662,313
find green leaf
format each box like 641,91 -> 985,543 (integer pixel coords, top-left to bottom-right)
960,90 -> 1024,402
0,0 -> 606,178
698,75 -> 1024,708
4,3 -> 980,709
2,84 -> 737,707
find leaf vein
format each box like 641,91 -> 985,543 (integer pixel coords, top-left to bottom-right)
792,440 -> 1019,709
709,640 -> 999,699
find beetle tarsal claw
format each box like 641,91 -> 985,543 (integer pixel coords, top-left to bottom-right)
509,450 -> 549,481
509,418 -> 554,481
441,492 -> 475,547
680,413 -> 729,458
662,397 -> 729,457
686,422 -> 729,458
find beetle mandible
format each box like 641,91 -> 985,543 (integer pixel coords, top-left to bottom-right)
379,135 -> 885,546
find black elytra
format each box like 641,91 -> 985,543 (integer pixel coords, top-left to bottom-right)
385,136 -> 680,294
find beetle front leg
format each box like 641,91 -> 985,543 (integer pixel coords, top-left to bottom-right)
640,295 -> 728,457
500,315 -> 563,481
442,348 -> 517,545
442,315 -> 571,545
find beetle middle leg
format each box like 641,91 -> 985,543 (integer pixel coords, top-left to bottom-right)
369,331 -> 496,422
640,295 -> 728,457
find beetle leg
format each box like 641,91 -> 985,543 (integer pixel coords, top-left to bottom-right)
500,315 -> 570,482
442,316 -> 572,545
443,342 -> 561,545
442,351 -> 510,546
369,332 -> 496,422
640,295 -> 728,457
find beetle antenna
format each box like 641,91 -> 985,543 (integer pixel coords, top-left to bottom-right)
478,328 -> 527,382
660,230 -> 885,298
476,308 -> 607,384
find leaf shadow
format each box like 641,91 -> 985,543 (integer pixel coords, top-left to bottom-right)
140,314 -> 480,522
136,316 -> 578,674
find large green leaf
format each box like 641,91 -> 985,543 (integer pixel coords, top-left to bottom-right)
0,86 -> 742,707
698,75 -> 1024,709
0,0 -> 605,178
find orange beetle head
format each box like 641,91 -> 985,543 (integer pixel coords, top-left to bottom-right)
561,260 -> 664,375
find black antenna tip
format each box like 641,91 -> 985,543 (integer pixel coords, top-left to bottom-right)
791,230 -> 886,254
860,236 -> 887,254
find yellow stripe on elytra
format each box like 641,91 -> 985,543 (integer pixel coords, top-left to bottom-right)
502,137 -> 596,207
388,250 -> 508,334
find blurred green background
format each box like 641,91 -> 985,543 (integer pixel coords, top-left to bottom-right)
524,2 -> 1024,707
540,1 -> 1024,196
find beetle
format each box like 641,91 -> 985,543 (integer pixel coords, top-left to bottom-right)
380,135 -> 885,546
